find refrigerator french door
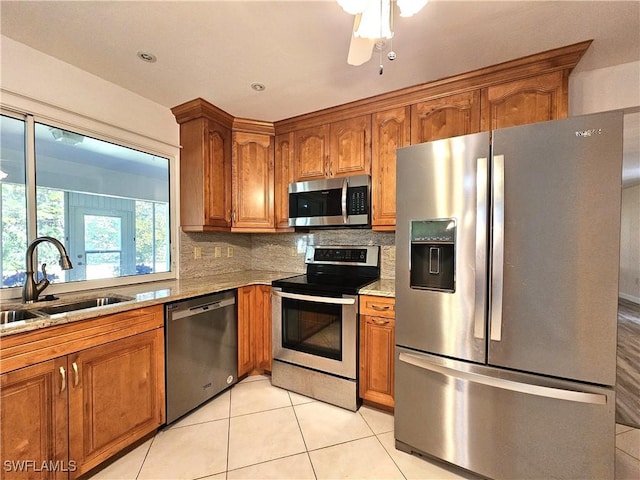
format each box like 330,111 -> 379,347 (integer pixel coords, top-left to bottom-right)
394,111 -> 623,480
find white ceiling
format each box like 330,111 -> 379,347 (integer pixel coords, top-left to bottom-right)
1,0 -> 638,123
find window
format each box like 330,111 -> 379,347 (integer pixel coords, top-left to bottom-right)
0,113 -> 173,294
0,115 -> 28,287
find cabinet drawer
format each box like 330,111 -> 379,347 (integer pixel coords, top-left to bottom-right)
360,295 -> 395,318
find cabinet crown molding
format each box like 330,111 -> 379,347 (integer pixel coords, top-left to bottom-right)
273,40 -> 592,133
171,97 -> 234,127
171,41 -> 591,135
233,118 -> 275,135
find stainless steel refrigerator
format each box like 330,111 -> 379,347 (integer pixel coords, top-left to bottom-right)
394,111 -> 623,480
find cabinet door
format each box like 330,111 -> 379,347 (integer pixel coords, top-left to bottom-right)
254,285 -> 273,373
359,315 -> 395,409
274,132 -> 294,230
293,125 -> 329,181
237,285 -> 273,377
329,115 -> 371,178
480,71 -> 567,131
232,132 -> 274,230
68,328 -> 164,478
179,118 -> 232,231
206,120 -> 233,228
371,107 -> 410,231
237,286 -> 254,377
1,358 -> 69,480
411,91 -> 481,144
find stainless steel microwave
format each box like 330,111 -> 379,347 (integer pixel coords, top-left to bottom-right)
288,175 -> 371,228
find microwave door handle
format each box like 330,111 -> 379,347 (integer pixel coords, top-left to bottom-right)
341,177 -> 348,224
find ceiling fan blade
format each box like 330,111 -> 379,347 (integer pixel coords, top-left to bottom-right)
347,14 -> 375,66
348,35 -> 375,65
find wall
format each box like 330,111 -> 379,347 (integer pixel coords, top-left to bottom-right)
569,61 -> 640,115
0,36 -> 179,149
620,184 -> 640,303
180,230 -> 396,279
570,61 -> 640,306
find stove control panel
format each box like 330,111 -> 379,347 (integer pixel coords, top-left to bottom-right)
305,245 -> 379,267
314,248 -> 367,262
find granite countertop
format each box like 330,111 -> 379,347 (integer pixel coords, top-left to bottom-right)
0,270 -> 295,337
1,270 -> 396,337
359,278 -> 396,298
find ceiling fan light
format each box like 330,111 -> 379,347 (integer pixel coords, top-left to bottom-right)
397,0 -> 428,17
354,0 -> 393,39
337,0 -> 366,15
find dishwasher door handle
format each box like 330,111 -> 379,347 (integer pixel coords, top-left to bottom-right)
170,297 -> 236,320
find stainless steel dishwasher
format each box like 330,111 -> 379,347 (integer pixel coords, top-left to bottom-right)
165,290 -> 237,424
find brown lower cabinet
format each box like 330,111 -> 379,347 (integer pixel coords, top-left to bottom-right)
237,285 -> 272,377
1,358 -> 69,480
359,295 -> 396,410
0,306 -> 165,479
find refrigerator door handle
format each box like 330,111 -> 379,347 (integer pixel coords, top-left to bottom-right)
490,154 -> 505,341
398,352 -> 607,405
474,157 -> 488,340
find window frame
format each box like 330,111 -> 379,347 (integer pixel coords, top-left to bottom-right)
0,107 -> 179,302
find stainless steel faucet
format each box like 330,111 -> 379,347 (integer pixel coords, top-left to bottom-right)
22,236 -> 73,303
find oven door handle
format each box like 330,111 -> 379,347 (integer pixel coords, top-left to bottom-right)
273,290 -> 356,305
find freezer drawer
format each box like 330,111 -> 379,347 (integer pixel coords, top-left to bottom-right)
394,347 -> 615,480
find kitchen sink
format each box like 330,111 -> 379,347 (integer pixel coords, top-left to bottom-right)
0,309 -> 43,324
38,296 -> 133,315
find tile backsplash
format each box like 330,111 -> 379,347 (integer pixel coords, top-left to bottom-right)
180,230 -> 396,279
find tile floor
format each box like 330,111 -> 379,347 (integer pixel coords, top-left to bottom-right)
90,375 -> 640,480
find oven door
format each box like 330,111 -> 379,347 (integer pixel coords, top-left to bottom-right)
272,288 -> 358,379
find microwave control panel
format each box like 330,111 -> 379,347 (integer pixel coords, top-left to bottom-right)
347,186 -> 368,215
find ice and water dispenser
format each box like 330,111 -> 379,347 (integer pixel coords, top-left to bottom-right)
410,219 -> 456,292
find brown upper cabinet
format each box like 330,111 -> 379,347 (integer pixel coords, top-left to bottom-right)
231,129 -> 275,231
371,107 -> 410,231
329,115 -> 372,178
172,99 -> 233,232
274,132 -> 294,230
293,124 -> 329,181
172,99 -> 285,232
411,90 -> 481,144
480,71 -> 568,131
293,115 -> 371,181
175,42 -> 592,233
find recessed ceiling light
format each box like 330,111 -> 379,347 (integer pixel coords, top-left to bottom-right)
137,51 -> 157,63
251,82 -> 266,92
